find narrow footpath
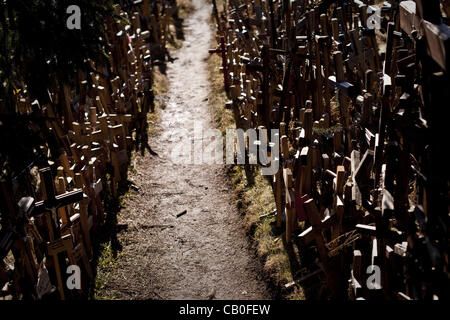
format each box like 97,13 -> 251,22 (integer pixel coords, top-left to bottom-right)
98,0 -> 271,300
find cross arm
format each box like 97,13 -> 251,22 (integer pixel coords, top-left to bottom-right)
34,190 -> 84,215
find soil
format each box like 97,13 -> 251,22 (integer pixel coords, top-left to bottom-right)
98,0 -> 271,300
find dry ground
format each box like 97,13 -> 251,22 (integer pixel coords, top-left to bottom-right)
94,0 -> 271,300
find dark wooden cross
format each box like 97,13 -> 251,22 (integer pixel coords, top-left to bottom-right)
353,148 -> 374,209
328,71 -> 357,99
268,0 -> 278,49
46,233 -> 91,300
211,0 -> 221,32
298,198 -> 346,298
400,0 -> 450,72
347,28 -> 367,82
209,36 -> 231,95
329,51 -> 355,153
34,168 -> 84,241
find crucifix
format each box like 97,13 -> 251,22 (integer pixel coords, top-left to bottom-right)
32,168 -> 89,300
33,168 -> 84,241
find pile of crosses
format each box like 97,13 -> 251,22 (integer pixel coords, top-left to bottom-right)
211,0 -> 449,299
0,0 -> 180,300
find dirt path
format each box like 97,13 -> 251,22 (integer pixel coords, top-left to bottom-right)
99,0 -> 271,300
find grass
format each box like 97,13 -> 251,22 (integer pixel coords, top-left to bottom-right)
313,123 -> 343,136
207,36 -> 305,300
92,183 -> 130,300
93,243 -> 124,300
147,69 -> 168,137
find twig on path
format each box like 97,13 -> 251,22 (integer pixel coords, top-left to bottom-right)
151,291 -> 165,300
140,224 -> 174,230
176,210 -> 187,218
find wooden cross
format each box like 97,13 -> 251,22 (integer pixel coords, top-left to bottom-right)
298,198 -> 345,298
2,188 -> 45,299
46,233 -> 92,300
249,0 -> 264,30
347,28 -> 367,83
283,165 -> 296,243
328,73 -> 357,99
353,149 -> 374,209
209,36 -> 231,95
60,84 -> 75,132
331,51 -> 355,154
318,13 -> 332,114
33,168 -> 84,241
350,249 -> 363,298
267,0 -> 278,48
401,0 -> 450,71
73,173 -> 94,257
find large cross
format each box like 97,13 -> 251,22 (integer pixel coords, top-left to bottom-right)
400,0 -> 450,72
298,198 -> 346,298
34,168 -> 84,241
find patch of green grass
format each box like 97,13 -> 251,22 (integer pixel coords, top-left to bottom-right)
208,54 -> 234,135
313,123 -> 343,136
91,152 -> 140,300
129,164 -> 137,175
93,242 -> 124,300
97,243 -> 122,270
228,164 -> 303,298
